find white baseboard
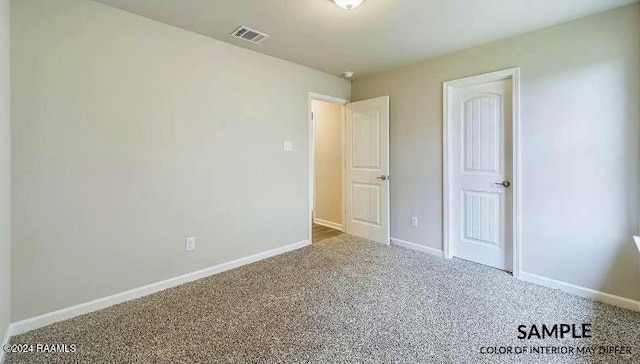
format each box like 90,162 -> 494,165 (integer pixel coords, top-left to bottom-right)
391,237 -> 444,258
8,239 -> 310,337
1,324 -> 10,364
391,237 -> 639,312
636,237 -> 640,305
313,218 -> 343,231
520,272 -> 640,312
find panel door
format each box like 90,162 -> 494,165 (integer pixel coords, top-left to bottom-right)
345,96 -> 390,244
452,80 -> 513,270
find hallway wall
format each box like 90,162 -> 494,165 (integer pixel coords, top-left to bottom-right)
313,100 -> 343,227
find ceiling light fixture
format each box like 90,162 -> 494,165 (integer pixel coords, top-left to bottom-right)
333,0 -> 364,10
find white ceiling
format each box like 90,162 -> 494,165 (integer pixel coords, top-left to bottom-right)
93,0 -> 638,78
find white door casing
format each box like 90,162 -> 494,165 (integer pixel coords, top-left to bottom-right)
345,96 -> 390,245
451,79 -> 513,271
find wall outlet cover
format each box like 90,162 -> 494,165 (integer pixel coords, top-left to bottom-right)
283,140 -> 293,152
411,216 -> 419,228
185,237 -> 196,252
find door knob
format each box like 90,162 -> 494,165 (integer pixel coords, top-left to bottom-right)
376,175 -> 389,181
495,180 -> 511,188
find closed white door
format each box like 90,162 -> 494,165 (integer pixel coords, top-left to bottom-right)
345,96 -> 390,244
452,80 -> 513,271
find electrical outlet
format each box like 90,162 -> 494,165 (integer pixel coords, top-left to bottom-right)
185,237 -> 196,252
283,141 -> 293,152
411,216 -> 419,228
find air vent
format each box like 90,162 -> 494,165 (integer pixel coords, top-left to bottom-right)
231,26 -> 269,44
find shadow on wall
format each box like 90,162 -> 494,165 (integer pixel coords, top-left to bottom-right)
507,54 -> 640,364
523,55 -> 639,301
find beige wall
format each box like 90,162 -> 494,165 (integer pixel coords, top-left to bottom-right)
352,4 -> 640,300
0,0 -> 9,344
11,0 -> 350,321
313,100 -> 343,226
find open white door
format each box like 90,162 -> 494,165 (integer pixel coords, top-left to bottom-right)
345,96 -> 390,244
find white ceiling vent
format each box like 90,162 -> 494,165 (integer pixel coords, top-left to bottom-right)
231,26 -> 269,44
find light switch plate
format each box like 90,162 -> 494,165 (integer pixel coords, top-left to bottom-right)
283,141 -> 293,152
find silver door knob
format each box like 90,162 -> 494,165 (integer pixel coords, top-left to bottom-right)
495,181 -> 511,188
376,175 -> 388,181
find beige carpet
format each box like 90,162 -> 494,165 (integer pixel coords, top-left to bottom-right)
5,234 -> 640,363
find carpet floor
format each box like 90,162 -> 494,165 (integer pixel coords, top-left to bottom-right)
5,234 -> 640,363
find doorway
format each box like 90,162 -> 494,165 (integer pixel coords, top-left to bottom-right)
443,68 -> 521,276
311,98 -> 345,242
308,93 -> 391,245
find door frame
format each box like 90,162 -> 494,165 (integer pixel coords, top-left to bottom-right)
442,67 -> 522,278
308,92 -> 350,244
